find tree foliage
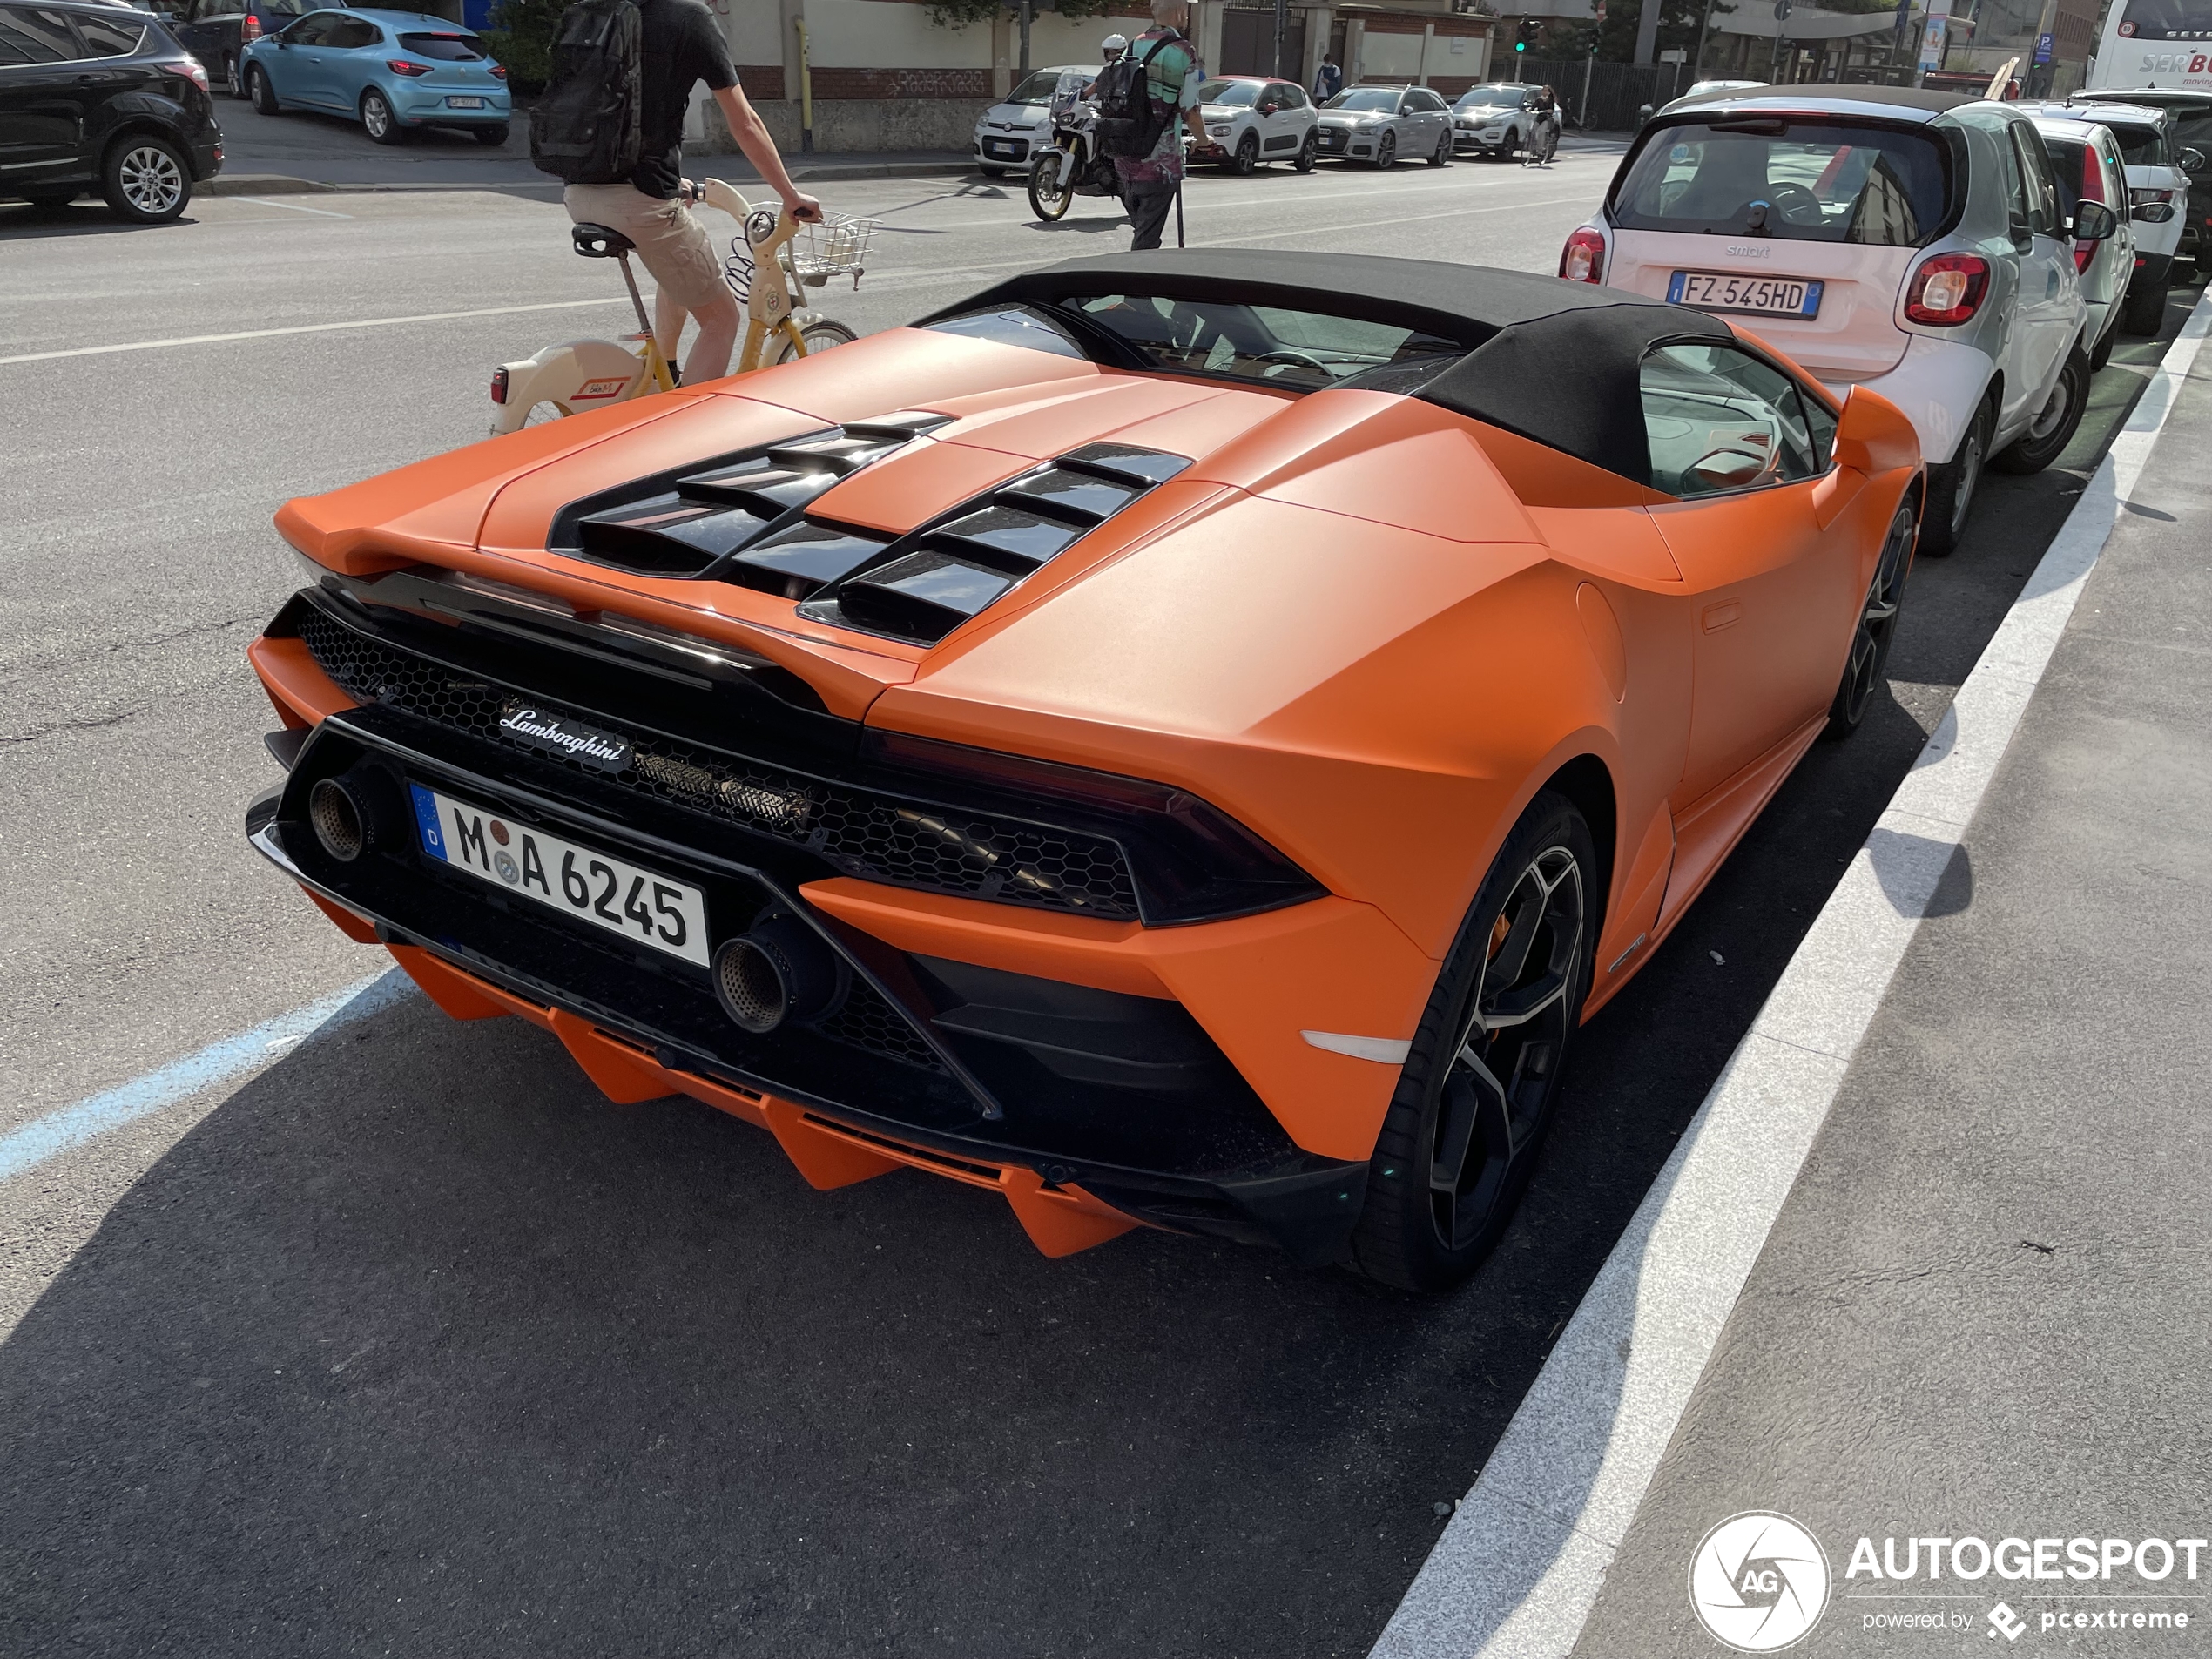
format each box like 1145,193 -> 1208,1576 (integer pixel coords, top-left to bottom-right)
482,0 -> 563,90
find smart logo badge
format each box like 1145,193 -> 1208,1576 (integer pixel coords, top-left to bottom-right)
1689,1512 -> 1832,1651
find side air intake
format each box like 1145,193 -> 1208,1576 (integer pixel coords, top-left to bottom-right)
546,413 -> 951,579
795,442 -> 1191,645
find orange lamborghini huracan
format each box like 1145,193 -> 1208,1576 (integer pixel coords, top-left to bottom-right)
246,252 -> 1920,1290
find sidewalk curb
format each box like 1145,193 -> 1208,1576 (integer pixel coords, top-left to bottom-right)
1369,290 -> 2212,1659
199,160 -> 974,197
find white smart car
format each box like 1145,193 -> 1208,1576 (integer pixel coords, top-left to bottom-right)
974,64 -> 1103,179
1562,84 -> 2117,553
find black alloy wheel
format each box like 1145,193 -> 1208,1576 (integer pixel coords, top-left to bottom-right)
361,87 -> 406,145
102,134 -> 190,223
1294,129 -> 1317,172
1991,346 -> 2088,475
1352,790 -> 1598,1291
1428,130 -> 1450,165
1231,131 -> 1260,174
247,63 -> 280,115
1822,500 -> 1919,741
1374,129 -> 1397,169
1917,395 -> 1990,556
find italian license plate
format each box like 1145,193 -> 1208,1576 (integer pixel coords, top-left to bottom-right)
446,95 -> 486,108
1668,270 -> 1824,318
410,783 -> 710,967
984,138 -> 1017,156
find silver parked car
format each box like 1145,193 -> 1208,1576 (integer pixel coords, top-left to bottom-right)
1562,85 -> 2117,553
1314,84 -> 1453,169
1451,82 -> 1545,158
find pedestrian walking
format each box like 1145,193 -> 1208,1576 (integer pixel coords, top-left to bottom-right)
1313,52 -> 1343,102
1100,0 -> 1205,253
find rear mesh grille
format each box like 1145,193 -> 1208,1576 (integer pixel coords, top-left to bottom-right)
819,981 -> 945,1071
296,608 -> 1140,920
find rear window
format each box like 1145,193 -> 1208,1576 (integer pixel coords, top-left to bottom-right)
1614,118 -> 1954,245
0,6 -> 78,62
1058,293 -> 1463,390
2110,125 -> 2173,165
75,14 -> 145,54
399,30 -> 484,58
2117,0 -> 2212,37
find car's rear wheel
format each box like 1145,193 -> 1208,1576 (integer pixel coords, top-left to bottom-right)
1028,153 -> 1072,221
1991,346 -> 2088,475
102,134 -> 190,224
361,87 -> 407,145
2121,268 -> 2168,334
1822,499 -> 1918,741
247,63 -> 280,116
1918,395 -> 1991,556
1231,131 -> 1259,174
223,53 -> 240,98
1350,790 -> 1598,1291
1293,129 -> 1317,172
1373,130 -> 1397,169
473,123 -> 509,146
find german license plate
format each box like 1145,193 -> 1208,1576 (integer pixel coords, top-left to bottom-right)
410,783 -> 710,966
446,95 -> 486,108
1668,270 -> 1824,318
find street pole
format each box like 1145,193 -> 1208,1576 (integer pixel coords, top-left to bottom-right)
1579,47 -> 1594,127
1273,0 -> 1287,78
1692,0 -> 1717,78
1019,0 -> 1031,79
1770,0 -> 1790,81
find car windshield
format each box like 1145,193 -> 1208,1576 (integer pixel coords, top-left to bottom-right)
1198,78 -> 1262,106
1613,118 -> 1953,244
398,30 -> 484,58
1455,85 -> 1523,108
1008,69 -> 1081,105
1055,293 -> 1463,389
1326,89 -> 1400,112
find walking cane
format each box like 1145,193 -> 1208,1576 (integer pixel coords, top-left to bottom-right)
1175,176 -> 1184,247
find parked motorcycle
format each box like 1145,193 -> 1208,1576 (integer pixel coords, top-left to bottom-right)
1028,76 -> 1124,223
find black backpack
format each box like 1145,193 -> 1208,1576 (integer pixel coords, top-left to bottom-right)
530,0 -> 643,185
1095,33 -> 1178,159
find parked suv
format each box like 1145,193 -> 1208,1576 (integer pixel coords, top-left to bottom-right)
1561,86 -> 2116,553
2069,89 -> 2212,278
0,1 -> 223,222
1451,82 -> 1543,158
2025,100 -> 2197,334
160,0 -> 310,97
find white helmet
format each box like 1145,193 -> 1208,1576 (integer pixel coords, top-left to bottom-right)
1102,32 -> 1128,58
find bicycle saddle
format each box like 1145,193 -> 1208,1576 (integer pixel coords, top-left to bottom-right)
571,223 -> 635,259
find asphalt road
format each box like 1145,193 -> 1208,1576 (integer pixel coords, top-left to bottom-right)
0,152 -> 2195,1656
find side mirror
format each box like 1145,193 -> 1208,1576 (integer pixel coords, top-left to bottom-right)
2182,146 -> 2208,173
2070,199 -> 2117,242
1832,385 -> 1919,476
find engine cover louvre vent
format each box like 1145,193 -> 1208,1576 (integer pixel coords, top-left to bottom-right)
546,412 -> 952,580
793,442 -> 1192,645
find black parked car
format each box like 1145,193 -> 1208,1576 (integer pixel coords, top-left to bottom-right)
0,1 -> 222,221
161,0 -> 308,98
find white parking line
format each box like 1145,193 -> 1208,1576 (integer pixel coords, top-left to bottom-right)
229,196 -> 354,218
1371,288 -> 2212,1659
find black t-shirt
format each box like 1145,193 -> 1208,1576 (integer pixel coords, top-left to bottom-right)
631,0 -> 737,199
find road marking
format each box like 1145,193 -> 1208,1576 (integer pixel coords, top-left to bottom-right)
0,970 -> 412,1183
0,297 -> 631,368
1372,289 -> 2212,1659
228,195 -> 354,218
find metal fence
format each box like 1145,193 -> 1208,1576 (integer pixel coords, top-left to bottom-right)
1514,57 -> 1691,133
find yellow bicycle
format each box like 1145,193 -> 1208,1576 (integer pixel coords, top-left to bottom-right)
489,179 -> 871,435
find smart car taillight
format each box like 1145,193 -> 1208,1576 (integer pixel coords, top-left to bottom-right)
1904,252 -> 1989,326
388,58 -> 432,76
1560,226 -> 1605,285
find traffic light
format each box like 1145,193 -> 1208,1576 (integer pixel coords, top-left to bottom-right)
1514,17 -> 1541,54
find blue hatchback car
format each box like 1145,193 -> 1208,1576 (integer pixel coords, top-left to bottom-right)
240,7 -> 509,145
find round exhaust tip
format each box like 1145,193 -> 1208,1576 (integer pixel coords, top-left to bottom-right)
713,937 -> 788,1034
307,778 -> 367,862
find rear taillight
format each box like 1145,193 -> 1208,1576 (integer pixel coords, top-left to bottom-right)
162,56 -> 210,91
489,64 -> 507,78
1560,226 -> 1606,285
240,12 -> 260,40
388,58 -> 432,76
490,366 -> 509,405
1905,252 -> 1990,326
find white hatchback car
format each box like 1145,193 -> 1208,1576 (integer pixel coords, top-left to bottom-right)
2025,113 -> 2135,368
1562,85 -> 2115,553
974,64 -> 1103,179
1191,75 -> 1319,172
2028,99 -> 2199,334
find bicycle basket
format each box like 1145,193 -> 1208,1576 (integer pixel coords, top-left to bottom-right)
791,212 -> 876,289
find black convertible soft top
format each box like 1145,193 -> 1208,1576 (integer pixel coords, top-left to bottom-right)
921,249 -> 1736,486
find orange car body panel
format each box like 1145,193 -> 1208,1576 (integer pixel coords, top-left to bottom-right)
256,320 -> 1921,1249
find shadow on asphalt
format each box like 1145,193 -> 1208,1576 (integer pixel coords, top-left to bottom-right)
0,294 -> 2194,1659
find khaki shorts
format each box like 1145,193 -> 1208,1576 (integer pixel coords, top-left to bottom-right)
563,183 -> 729,314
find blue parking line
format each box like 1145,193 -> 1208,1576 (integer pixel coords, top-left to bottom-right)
0,970 -> 414,1183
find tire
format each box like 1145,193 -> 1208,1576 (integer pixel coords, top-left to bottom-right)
2121,269 -> 2168,334
1991,346 -> 2088,475
101,133 -> 190,224
771,320 -> 858,365
1373,130 -> 1397,170
1427,131 -> 1450,166
223,53 -> 240,98
1349,789 -> 1599,1292
361,87 -> 407,145
1230,131 -> 1259,175
1821,499 -> 1918,741
247,63 -> 280,116
978,165 -> 1005,179
1917,395 -> 1991,556
1293,130 -> 1317,172
1504,125 -> 1520,161
473,123 -> 509,146
1028,152 -> 1072,222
